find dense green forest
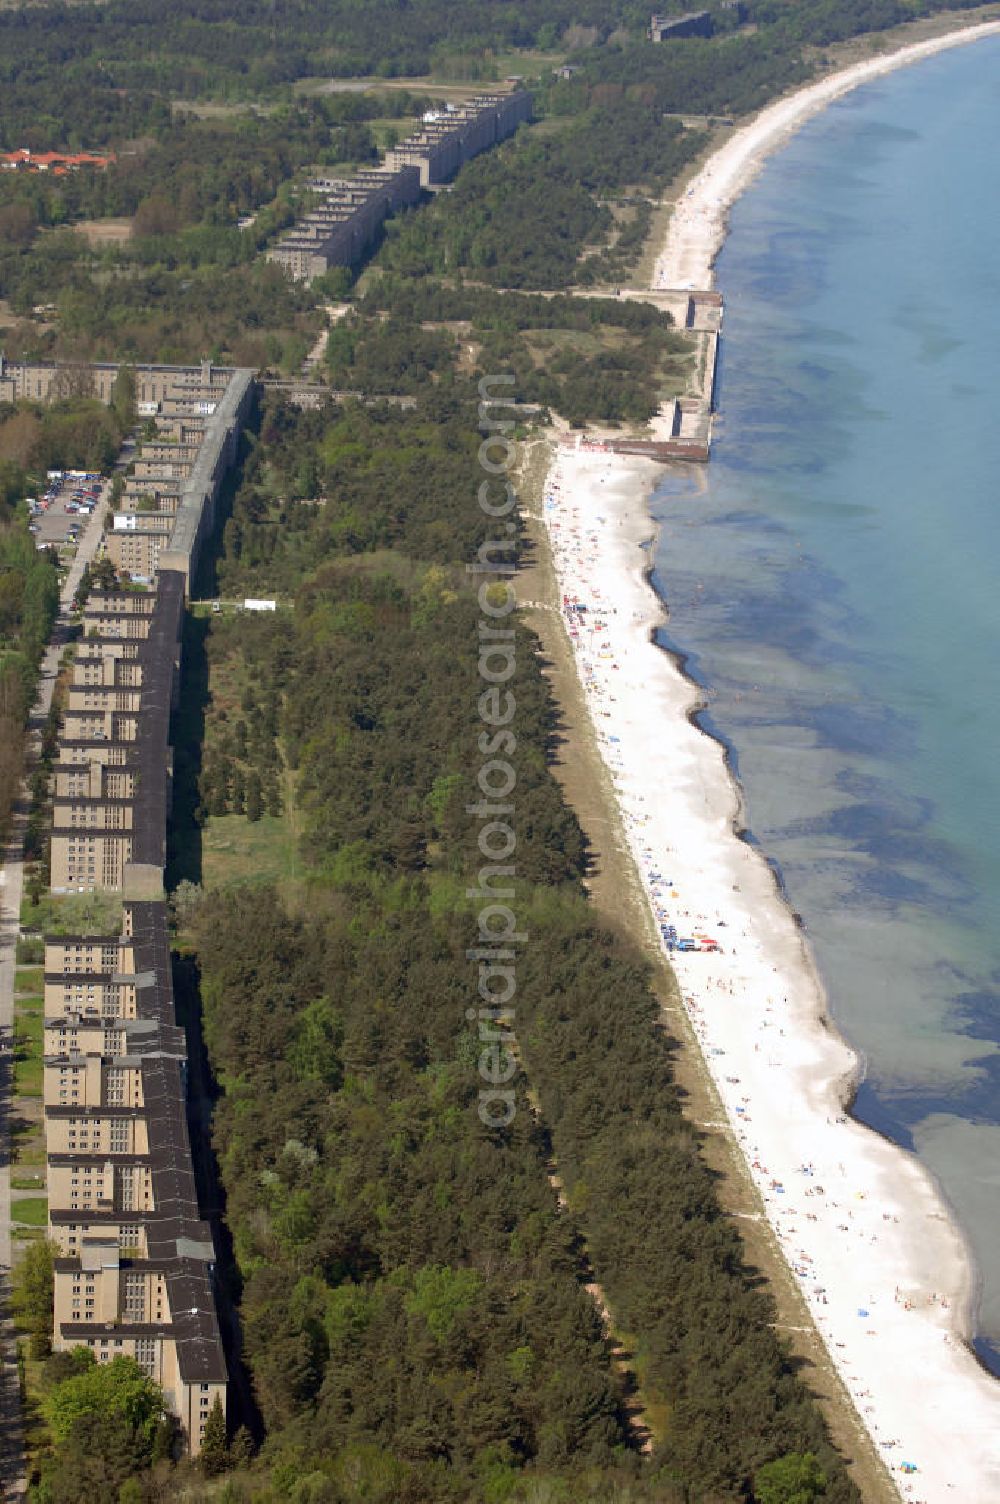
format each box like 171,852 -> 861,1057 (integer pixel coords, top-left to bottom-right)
0,389 -> 132,474
377,103 -> 703,292
325,280 -> 692,425
0,0 -> 989,370
0,380 -> 132,840
0,0 -> 641,110
152,391 -> 863,1502
30,1344 -> 179,1502
6,0 -> 989,1494
0,524 -> 59,682
0,94 -> 416,369
0,523 -> 59,837
0,0 -> 986,122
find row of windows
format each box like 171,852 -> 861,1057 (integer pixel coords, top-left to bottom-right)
66,1126 -> 131,1150
63,1222 -> 141,1248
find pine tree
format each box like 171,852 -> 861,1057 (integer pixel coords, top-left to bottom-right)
229,1425 -> 254,1467
199,1394 -> 229,1477
12,1238 -> 54,1354
264,771 -> 282,818
245,770 -> 263,823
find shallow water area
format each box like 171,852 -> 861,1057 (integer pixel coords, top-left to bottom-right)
649,37 -> 1000,1365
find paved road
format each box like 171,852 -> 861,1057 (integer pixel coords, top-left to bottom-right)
0,489 -> 109,1499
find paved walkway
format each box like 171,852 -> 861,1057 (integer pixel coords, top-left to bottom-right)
300,301 -> 349,377
0,491 -> 108,1498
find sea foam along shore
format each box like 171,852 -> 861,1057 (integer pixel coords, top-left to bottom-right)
655,16 -> 1000,290
540,443 -> 1000,1502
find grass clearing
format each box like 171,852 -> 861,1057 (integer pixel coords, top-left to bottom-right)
367,116 -> 419,148
484,47 -> 568,78
20,889 -> 124,936
11,1197 -> 48,1228
73,217 -> 134,247
201,802 -> 302,895
13,1000 -> 46,1100
14,1053 -> 43,1098
16,1012 -> 43,1047
12,1132 -> 47,1171
15,966 -> 45,994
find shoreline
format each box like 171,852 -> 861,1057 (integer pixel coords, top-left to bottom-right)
655,15 -> 1000,290
529,25 -> 1000,1494
645,3 -> 1000,1367
538,441 -> 1000,1500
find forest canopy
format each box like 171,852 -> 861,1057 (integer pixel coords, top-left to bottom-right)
168,391 -> 861,1501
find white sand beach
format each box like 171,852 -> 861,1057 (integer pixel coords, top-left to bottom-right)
539,442 -> 1000,1501
535,21 -> 1000,1499
655,18 -> 1000,290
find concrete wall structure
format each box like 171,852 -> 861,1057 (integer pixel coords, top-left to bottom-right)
266,164 -> 420,280
649,10 -> 714,39
269,90 -> 531,282
51,576 -> 181,893
0,357 -> 253,587
42,578 -> 228,1451
29,357 -> 260,1451
43,904 -> 227,1450
384,90 -> 532,187
0,356 -> 227,408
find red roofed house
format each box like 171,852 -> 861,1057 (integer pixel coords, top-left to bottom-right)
0,147 -> 115,172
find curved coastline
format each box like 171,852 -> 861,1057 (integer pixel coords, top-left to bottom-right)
649,8 -> 1000,1362
536,24 -> 1000,1498
655,15 -> 1000,291
540,443 -> 1000,1499
648,559 -> 991,1337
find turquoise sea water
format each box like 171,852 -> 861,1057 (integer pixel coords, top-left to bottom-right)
649,37 -> 1000,1368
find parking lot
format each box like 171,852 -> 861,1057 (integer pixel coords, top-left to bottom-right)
27,471 -> 107,552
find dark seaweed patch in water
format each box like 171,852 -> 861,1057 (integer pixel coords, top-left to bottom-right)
865,1044 -> 1000,1132
971,1334 -> 1000,1377
842,863 -> 936,907
952,1050 -> 1000,1123
835,766 -> 906,803
652,626 -> 710,695
703,598 -> 830,659
953,984 -> 1000,1044
657,572 -> 849,666
827,798 -> 914,837
810,700 -> 915,759
850,1081 -> 916,1151
824,798 -> 929,849
743,227 -> 828,304
797,359 -> 836,384
690,706 -> 742,786
775,795 -> 977,913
